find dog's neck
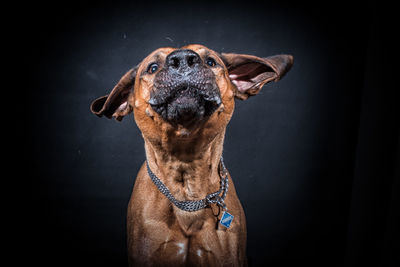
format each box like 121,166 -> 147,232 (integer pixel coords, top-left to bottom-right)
144,129 -> 226,201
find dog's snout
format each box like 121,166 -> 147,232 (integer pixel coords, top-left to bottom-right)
166,49 -> 200,72
151,48 -> 221,126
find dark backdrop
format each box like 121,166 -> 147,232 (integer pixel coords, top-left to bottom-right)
28,1 -> 398,266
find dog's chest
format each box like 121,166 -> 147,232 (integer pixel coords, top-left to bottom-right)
173,208 -> 211,234
156,210 -> 225,265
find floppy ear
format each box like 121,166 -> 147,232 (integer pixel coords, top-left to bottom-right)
221,53 -> 293,100
90,67 -> 137,121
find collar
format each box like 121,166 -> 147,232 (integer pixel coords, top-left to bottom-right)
145,156 -> 229,212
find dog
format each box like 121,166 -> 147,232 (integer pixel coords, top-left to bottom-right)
90,44 -> 293,266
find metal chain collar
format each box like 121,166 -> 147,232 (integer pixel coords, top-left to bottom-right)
146,157 -> 229,212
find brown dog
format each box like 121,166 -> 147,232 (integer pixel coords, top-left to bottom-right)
90,44 -> 293,266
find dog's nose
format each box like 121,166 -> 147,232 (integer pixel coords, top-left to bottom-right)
166,49 -> 201,73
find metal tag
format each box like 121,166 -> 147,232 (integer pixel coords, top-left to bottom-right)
220,211 -> 234,228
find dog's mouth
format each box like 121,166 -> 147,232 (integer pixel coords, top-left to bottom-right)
149,82 -> 221,126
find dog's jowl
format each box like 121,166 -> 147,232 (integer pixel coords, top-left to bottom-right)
91,44 -> 293,266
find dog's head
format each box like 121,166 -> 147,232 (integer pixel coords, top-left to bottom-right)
91,44 -> 293,139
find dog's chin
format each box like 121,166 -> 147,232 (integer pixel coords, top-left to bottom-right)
149,88 -> 221,128
167,96 -> 204,126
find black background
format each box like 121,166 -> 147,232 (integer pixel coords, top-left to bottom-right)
28,1 -> 398,266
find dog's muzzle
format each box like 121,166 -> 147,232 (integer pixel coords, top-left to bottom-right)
148,49 -> 222,126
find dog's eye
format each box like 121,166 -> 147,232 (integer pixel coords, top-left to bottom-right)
206,57 -> 216,67
147,63 -> 159,74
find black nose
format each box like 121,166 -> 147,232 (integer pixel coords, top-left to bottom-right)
166,49 -> 201,73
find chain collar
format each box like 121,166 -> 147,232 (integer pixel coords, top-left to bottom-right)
146,157 -> 229,212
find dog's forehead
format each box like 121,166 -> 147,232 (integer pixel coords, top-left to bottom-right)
137,45 -> 224,76
142,47 -> 175,63
143,45 -> 218,61
182,44 -> 217,56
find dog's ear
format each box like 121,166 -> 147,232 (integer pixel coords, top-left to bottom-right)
90,67 -> 137,121
221,53 -> 293,100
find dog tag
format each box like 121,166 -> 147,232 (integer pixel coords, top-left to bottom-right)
220,211 -> 234,228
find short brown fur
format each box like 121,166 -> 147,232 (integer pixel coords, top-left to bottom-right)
90,44 -> 293,266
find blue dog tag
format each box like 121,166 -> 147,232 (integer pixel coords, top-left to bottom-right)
220,211 -> 234,228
